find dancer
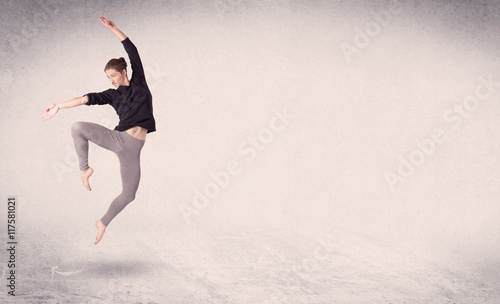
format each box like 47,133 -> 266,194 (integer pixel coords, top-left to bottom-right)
42,17 -> 156,244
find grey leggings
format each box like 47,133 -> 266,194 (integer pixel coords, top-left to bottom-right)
71,121 -> 145,226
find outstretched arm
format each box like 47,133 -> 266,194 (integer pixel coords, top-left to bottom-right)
42,96 -> 88,121
99,16 -> 127,41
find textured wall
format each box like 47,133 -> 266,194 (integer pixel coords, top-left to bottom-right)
1,0 -> 500,302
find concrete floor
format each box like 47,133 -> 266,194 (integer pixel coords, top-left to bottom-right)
2,221 -> 499,304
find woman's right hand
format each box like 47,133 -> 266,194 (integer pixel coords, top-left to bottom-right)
42,104 -> 59,121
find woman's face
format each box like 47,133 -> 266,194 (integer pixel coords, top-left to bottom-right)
105,68 -> 127,88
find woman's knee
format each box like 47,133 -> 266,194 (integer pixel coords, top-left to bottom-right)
122,191 -> 136,203
71,121 -> 86,136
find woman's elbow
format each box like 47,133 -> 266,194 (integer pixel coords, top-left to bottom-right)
80,95 -> 89,105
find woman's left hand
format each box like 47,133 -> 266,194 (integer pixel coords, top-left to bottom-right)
99,16 -> 117,31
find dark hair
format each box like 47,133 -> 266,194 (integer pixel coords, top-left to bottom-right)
104,57 -> 127,73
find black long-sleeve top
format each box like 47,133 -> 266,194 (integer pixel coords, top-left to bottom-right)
84,37 -> 156,133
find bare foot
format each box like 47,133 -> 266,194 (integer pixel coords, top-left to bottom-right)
80,167 -> 94,191
95,220 -> 107,245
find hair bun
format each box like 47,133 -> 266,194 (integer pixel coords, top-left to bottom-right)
104,57 -> 128,72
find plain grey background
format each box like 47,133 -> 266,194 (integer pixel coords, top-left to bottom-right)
1,0 -> 500,303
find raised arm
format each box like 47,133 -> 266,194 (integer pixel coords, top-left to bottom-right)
99,16 -> 127,41
99,16 -> 146,81
42,96 -> 88,121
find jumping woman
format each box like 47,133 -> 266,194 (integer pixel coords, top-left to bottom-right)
42,17 -> 156,245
